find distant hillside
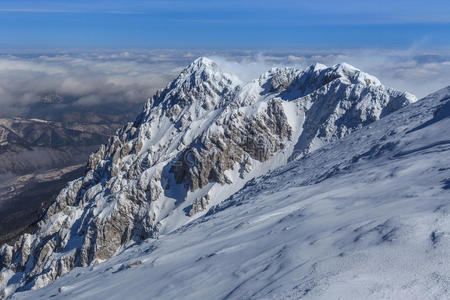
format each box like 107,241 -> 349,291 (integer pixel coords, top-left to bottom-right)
0,116 -> 125,246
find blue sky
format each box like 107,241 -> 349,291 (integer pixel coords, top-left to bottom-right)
0,0 -> 449,49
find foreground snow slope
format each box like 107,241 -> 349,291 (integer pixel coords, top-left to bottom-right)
11,86 -> 450,299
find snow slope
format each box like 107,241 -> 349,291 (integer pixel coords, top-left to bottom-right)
0,58 -> 415,297
8,85 -> 450,299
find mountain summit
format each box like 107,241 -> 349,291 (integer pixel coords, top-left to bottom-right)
0,58 -> 415,296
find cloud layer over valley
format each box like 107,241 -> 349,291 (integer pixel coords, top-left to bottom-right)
0,49 -> 448,118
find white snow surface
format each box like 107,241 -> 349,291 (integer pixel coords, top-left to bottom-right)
9,85 -> 450,299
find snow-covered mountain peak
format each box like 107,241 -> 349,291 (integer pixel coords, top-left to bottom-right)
0,58 -> 417,297
256,62 -> 393,104
145,57 -> 240,116
295,62 -> 383,91
331,62 -> 382,86
187,56 -> 216,68
176,56 -> 234,84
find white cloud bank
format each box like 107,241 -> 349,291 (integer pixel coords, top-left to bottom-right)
0,49 -> 448,118
0,50 -> 192,117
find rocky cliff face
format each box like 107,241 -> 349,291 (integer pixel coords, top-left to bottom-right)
0,57 -> 416,297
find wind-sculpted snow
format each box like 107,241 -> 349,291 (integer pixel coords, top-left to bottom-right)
0,57 -> 415,297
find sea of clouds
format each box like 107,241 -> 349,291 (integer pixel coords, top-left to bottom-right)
0,49 -> 449,118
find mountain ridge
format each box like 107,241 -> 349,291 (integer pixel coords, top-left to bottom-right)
9,82 -> 450,300
0,57 -> 416,297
